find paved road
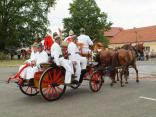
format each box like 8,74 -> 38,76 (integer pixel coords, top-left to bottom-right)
0,61 -> 156,117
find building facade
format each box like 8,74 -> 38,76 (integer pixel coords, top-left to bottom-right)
105,26 -> 156,56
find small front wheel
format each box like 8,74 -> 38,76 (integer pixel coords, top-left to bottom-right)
19,85 -> 39,96
39,67 -> 66,101
89,71 -> 103,92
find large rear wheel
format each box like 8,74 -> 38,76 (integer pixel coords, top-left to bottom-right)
39,67 -> 66,101
89,71 -> 103,92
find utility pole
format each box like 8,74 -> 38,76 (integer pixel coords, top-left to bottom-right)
134,27 -> 138,44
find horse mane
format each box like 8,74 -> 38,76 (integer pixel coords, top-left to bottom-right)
93,42 -> 106,51
121,44 -> 138,57
121,44 -> 133,50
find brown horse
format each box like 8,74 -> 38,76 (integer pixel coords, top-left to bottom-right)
93,42 -> 118,86
120,43 -> 145,85
94,42 -> 144,87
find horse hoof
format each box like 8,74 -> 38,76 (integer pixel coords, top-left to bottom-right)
110,83 -> 114,87
136,80 -> 139,83
113,81 -> 117,83
125,82 -> 128,84
121,85 -> 124,87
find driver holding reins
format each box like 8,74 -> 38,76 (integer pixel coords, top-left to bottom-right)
77,28 -> 93,55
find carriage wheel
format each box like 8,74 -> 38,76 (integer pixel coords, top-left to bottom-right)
89,71 -> 103,92
19,85 -> 39,96
39,67 -> 66,101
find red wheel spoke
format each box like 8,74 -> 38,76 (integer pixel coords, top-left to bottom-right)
41,80 -> 50,84
44,87 -> 50,97
45,87 -> 52,98
42,88 -> 47,93
52,69 -> 56,81
43,88 -> 49,94
30,88 -> 32,94
51,87 -> 54,97
25,87 -> 29,93
48,71 -> 53,83
47,87 -> 52,95
54,71 -> 61,82
54,87 -> 59,97
55,77 -> 63,84
56,86 -> 63,93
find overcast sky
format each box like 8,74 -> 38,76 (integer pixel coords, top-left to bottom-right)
48,0 -> 156,32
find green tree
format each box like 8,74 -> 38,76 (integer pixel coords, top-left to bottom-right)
0,0 -> 56,50
63,0 -> 112,45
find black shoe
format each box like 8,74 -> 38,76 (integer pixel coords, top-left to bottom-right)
28,78 -> 34,86
21,79 -> 28,86
79,69 -> 87,83
72,80 -> 79,85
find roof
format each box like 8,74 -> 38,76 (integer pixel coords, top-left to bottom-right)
110,25 -> 156,44
104,27 -> 123,37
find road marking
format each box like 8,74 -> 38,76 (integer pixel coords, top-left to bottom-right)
139,96 -> 156,101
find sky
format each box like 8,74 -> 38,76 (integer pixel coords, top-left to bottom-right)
48,0 -> 156,32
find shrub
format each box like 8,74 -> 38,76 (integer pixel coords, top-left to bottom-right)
0,51 -> 6,60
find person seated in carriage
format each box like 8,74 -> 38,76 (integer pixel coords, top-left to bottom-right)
53,32 -> 59,40
18,42 -> 39,76
64,30 -> 74,43
19,43 -> 49,85
43,32 -> 54,56
77,28 -> 93,55
51,36 -> 74,85
67,34 -> 87,83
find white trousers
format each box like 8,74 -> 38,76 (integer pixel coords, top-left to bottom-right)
19,65 -> 38,80
81,48 -> 91,54
69,58 -> 81,81
19,65 -> 27,79
59,58 -> 74,84
79,56 -> 87,69
69,55 -> 87,81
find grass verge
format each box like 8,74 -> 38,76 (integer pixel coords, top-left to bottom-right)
0,60 -> 25,67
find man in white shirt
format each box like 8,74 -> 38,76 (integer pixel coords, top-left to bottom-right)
67,35 -> 87,83
19,43 -> 49,85
77,28 -> 93,54
51,36 -> 74,84
19,42 -> 39,79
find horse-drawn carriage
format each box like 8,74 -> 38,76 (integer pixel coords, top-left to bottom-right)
7,45 -> 103,101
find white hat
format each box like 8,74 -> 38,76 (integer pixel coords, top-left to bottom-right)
69,30 -> 74,36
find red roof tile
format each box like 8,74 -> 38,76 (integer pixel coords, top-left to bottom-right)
104,27 -> 123,37
110,25 -> 156,44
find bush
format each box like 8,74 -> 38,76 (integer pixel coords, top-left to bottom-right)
0,52 -> 7,60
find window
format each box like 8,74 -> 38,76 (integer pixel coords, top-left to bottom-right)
145,46 -> 150,52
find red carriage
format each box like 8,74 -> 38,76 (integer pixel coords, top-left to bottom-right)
7,46 -> 103,101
